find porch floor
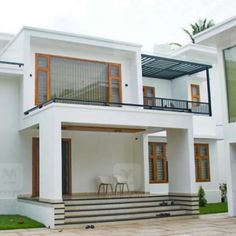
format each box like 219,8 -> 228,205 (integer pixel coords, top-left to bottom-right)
63,192 -> 167,200
18,192 -> 166,202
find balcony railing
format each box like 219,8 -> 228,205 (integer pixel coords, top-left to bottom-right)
24,97 -> 210,116
143,97 -> 209,115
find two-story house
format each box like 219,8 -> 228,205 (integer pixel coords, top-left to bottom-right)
0,26 -> 222,228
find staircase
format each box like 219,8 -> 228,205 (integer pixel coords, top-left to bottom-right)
59,194 -> 198,226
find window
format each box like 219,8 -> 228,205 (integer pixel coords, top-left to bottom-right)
148,142 -> 168,183
143,86 -> 156,106
35,54 -> 122,105
223,45 -> 236,122
191,84 -> 200,105
194,144 -> 210,182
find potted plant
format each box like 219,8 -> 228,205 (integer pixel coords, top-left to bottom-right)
219,183 -> 227,203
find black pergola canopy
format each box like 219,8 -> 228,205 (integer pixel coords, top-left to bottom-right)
141,54 -> 212,79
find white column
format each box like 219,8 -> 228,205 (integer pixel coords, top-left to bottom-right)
167,128 -> 196,194
133,133 -> 149,192
142,134 -> 149,192
39,118 -> 62,201
226,143 -> 236,216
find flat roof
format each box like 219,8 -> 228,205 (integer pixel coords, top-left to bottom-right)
0,26 -> 142,56
141,54 -> 212,79
194,16 -> 236,46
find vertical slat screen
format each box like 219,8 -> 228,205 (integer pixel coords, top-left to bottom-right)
50,57 -> 109,102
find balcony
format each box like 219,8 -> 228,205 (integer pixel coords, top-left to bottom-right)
24,97 -> 209,115
24,53 -> 212,117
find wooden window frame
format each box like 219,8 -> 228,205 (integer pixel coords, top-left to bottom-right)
143,86 -> 156,106
35,53 -> 122,105
35,54 -> 51,105
149,142 -> 168,184
109,63 -> 122,103
195,143 -> 211,182
191,84 -> 201,104
32,137 -> 72,197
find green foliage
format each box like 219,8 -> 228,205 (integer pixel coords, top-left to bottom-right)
200,202 -> 228,214
198,186 -> 207,207
219,183 -> 227,202
182,18 -> 215,43
0,215 -> 44,230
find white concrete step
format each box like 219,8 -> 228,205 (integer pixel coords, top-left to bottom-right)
64,210 -> 188,224
64,195 -> 169,206
65,205 -> 182,217
65,200 -> 173,211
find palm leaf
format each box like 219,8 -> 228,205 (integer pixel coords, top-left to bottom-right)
182,28 -> 195,43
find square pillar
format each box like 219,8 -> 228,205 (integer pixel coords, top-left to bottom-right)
39,119 -> 62,201
142,134 -> 149,192
167,128 -> 196,194
226,143 -> 236,216
132,133 -> 148,192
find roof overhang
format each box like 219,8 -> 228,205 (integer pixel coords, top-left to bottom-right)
194,16 -> 236,48
0,26 -> 142,57
0,60 -> 24,76
141,54 -> 212,79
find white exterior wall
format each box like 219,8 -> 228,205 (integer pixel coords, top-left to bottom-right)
17,200 -> 55,228
142,76 -> 172,98
194,139 -> 221,203
146,135 -> 221,202
22,34 -> 142,111
62,131 -> 143,193
0,31 -> 25,63
0,75 -> 33,213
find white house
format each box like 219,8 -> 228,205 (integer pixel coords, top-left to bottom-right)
194,15 -> 236,217
0,26 -> 224,228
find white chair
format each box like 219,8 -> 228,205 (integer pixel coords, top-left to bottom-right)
113,175 -> 129,194
96,176 -> 113,194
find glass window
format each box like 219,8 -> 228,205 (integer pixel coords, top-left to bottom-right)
38,71 -> 48,103
224,46 -> 236,122
38,56 -> 48,69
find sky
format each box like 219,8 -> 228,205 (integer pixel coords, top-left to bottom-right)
1,0 -> 236,51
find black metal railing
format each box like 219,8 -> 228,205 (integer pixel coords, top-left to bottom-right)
24,97 -> 210,116
143,97 -> 209,114
0,60 -> 24,67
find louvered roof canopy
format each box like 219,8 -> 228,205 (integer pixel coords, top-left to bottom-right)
141,54 -> 212,80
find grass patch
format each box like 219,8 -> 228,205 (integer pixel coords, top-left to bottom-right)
0,215 -> 44,230
200,202 -> 228,215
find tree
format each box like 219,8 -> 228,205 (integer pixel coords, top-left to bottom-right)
183,18 -> 215,43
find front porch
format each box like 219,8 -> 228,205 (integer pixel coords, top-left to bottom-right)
18,192 -> 199,227
18,111 -> 199,228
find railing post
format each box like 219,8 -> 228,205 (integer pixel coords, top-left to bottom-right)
186,101 -> 189,112
206,69 -> 212,116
